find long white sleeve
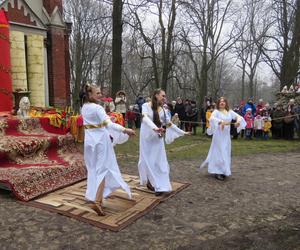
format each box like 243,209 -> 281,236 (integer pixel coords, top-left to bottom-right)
207,110 -> 222,135
106,120 -> 129,146
165,123 -> 185,144
229,110 -> 246,133
142,114 -> 158,130
106,119 -> 125,132
141,103 -> 158,130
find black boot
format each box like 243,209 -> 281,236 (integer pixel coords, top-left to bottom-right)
215,174 -> 225,181
147,181 -> 155,191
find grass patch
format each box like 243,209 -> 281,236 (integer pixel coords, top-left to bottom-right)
115,129 -> 300,162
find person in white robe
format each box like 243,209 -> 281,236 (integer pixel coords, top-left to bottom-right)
80,84 -> 135,215
200,97 -> 246,181
138,89 -> 190,196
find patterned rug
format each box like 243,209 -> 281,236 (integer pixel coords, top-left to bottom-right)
0,117 -> 86,201
25,175 -> 190,231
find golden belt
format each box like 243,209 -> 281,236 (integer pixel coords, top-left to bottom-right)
83,120 -> 109,129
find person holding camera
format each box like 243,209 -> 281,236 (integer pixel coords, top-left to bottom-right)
115,90 -> 127,119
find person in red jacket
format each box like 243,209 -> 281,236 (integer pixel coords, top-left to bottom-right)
125,105 -> 136,129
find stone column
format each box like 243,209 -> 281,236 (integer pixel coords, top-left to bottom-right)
26,34 -> 45,107
10,30 -> 27,91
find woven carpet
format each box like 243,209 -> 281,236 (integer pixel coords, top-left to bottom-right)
0,117 -> 86,201
26,175 -> 190,231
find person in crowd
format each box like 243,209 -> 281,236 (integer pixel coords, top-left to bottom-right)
80,84 -> 135,216
174,97 -> 186,130
254,112 -> 264,139
101,87 -> 115,112
256,99 -> 265,115
263,115 -> 272,140
283,99 -> 295,140
171,113 -> 180,127
186,100 -> 198,135
294,102 -> 300,139
200,105 -> 207,134
184,99 -> 192,131
136,95 -> 146,114
200,97 -> 246,181
115,90 -> 127,119
244,108 -> 254,139
125,105 -> 136,129
230,106 -> 240,139
170,100 -> 177,117
133,104 -> 141,129
205,105 -> 214,134
272,103 -> 285,139
138,89 -> 190,196
242,98 -> 256,116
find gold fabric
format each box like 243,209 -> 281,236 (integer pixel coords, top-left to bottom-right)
83,120 -> 109,129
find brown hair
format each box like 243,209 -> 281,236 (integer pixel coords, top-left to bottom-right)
151,88 -> 163,127
216,97 -> 229,111
79,83 -> 99,106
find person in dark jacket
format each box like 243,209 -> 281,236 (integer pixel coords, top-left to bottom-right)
186,100 -> 198,135
272,104 -> 284,139
283,99 -> 295,140
184,99 -> 192,131
174,97 -> 186,130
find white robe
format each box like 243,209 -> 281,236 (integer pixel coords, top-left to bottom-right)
201,109 -> 246,176
81,103 -> 131,201
138,102 -> 185,192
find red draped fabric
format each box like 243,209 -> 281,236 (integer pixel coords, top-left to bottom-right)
0,10 -> 13,112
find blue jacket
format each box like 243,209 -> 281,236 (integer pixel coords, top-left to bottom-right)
242,102 -> 256,116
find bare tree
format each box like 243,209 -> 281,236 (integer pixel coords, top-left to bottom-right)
261,0 -> 300,88
180,0 -> 240,103
234,0 -> 271,99
65,0 -> 112,111
126,0 -> 179,92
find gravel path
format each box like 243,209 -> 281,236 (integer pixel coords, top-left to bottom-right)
0,152 -> 299,250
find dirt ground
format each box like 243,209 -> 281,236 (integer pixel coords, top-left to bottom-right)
0,152 -> 300,250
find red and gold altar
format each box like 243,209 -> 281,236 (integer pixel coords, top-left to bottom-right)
0,10 -> 13,112
0,107 -> 125,201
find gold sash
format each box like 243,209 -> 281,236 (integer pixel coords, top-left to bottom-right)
83,120 -> 109,129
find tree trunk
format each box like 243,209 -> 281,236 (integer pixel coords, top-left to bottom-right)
241,66 -> 245,101
111,0 -> 123,98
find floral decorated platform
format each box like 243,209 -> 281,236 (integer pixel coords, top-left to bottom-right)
0,117 -> 86,201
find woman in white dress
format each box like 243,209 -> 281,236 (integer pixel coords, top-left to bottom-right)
80,84 -> 135,215
138,89 -> 190,196
200,97 -> 246,181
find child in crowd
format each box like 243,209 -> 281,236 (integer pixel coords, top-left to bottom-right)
263,115 -> 272,140
254,112 -> 264,139
244,108 -> 254,139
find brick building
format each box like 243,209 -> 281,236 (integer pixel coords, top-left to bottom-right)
0,0 -> 71,107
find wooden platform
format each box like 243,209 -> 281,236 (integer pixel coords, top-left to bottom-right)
25,174 -> 190,231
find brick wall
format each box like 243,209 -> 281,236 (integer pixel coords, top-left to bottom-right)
43,0 -> 63,15
47,26 -> 70,107
5,0 -> 37,26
